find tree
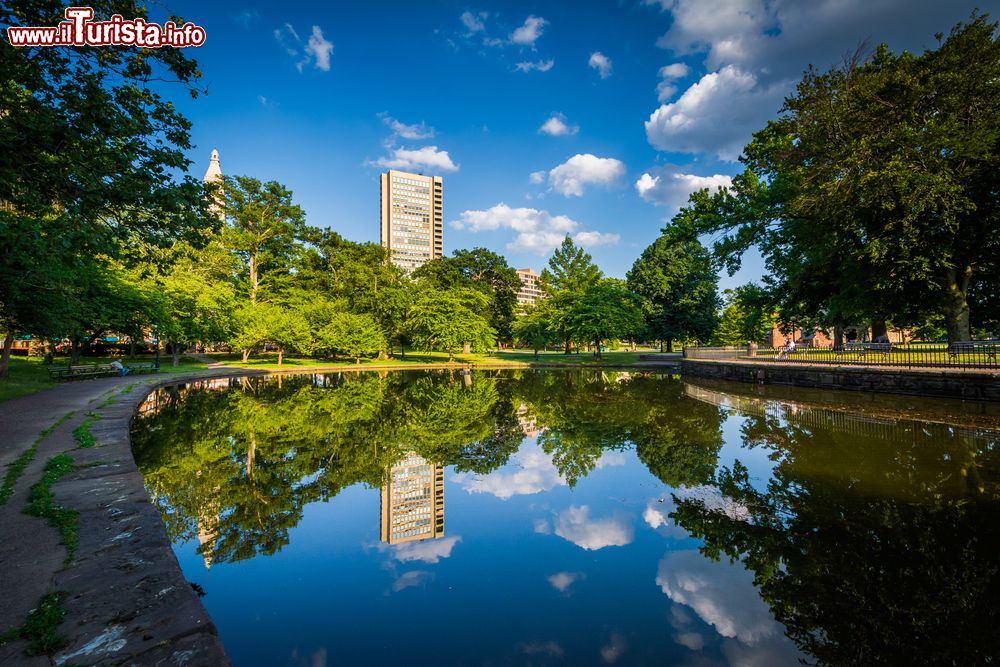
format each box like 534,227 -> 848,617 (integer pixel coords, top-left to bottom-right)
231,303 -> 308,365
627,234 -> 719,350
539,236 -> 602,353
712,285 -> 775,346
406,288 -> 496,361
413,248 -> 521,344
513,304 -> 557,359
318,312 -> 386,364
0,1 -> 212,376
569,280 -> 645,359
683,15 -> 1000,342
221,176 -> 306,305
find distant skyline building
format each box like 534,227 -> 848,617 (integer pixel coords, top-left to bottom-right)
203,148 -> 224,222
380,452 -> 445,544
516,268 -> 544,309
379,169 -> 443,272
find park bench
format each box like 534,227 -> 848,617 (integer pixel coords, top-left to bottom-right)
127,363 -> 157,375
48,363 -> 119,381
844,342 -> 892,359
948,340 -> 998,362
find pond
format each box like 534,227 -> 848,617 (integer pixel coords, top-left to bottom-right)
130,369 -> 1000,666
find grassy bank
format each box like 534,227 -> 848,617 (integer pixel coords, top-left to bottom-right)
0,356 -> 207,404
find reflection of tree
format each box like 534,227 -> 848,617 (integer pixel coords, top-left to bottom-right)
132,371 -> 523,565
516,372 -> 726,487
670,411 -> 1000,665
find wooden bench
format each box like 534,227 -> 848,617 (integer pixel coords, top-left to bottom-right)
844,342 -> 892,359
948,340 -> 998,362
128,363 -> 157,375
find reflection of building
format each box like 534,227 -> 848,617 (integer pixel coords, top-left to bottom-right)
516,268 -> 544,309
379,169 -> 443,272
196,495 -> 220,570
380,453 -> 445,544
516,403 -> 542,438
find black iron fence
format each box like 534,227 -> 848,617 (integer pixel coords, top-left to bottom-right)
684,342 -> 1000,370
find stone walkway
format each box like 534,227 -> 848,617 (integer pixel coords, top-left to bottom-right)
0,370 -> 253,666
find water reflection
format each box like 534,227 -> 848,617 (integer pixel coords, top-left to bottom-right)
131,370 -> 1000,665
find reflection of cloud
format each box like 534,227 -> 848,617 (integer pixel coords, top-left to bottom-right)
454,444 -> 625,500
547,571 -> 584,593
600,632 -> 627,663
392,535 -> 461,564
392,570 -> 433,592
643,498 -> 689,539
675,486 -> 752,522
518,641 -> 564,658
656,550 -> 777,644
555,506 -> 634,551
534,518 -> 551,534
674,632 -> 704,651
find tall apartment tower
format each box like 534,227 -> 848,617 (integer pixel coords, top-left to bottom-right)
516,268 -> 544,309
380,452 -> 445,544
379,169 -> 443,272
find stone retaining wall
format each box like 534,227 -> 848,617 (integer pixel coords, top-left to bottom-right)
681,359 -> 1000,402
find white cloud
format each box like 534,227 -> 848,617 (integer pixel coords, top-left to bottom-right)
539,113 -> 579,137
675,485 -> 752,522
645,65 -> 786,161
547,571 -> 583,593
274,23 -> 333,73
391,535 -> 461,564
656,62 -> 690,102
588,51 -> 613,79
533,518 -> 551,534
529,170 -> 546,185
304,26 -> 333,71
548,154 -> 626,197
642,1 -> 982,162
378,112 -> 434,140
460,10 -> 485,34
554,505 -> 634,551
451,203 -> 619,255
392,569 -> 433,592
515,59 -> 555,73
370,145 -> 459,172
635,169 -> 732,211
510,15 -> 547,46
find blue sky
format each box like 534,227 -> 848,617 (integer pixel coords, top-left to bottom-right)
150,0 -> 985,287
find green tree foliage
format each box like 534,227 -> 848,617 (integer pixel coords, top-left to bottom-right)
712,285 -> 775,346
0,1 -> 212,375
221,176 -> 306,305
512,304 -> 557,359
406,288 -> 496,361
539,236 -> 602,353
318,312 -> 386,364
413,248 -> 521,344
682,15 -> 1000,342
569,280 -> 645,359
627,234 -> 719,349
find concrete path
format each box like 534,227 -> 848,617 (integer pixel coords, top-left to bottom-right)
0,370 -> 254,666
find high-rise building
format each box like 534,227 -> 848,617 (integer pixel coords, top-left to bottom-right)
516,268 -> 544,309
203,148 -> 224,222
380,452 -> 445,544
380,169 -> 443,272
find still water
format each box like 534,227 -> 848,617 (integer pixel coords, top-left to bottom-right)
130,370 -> 1000,666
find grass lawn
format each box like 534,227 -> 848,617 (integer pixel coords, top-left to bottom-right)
0,355 -> 208,403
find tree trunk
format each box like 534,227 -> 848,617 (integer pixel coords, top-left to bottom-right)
277,347 -> 283,366
564,338 -> 571,355
448,351 -> 455,362
171,343 -> 182,367
943,265 -> 973,343
129,338 -> 137,359
242,348 -> 251,363
463,342 -> 471,355
70,336 -> 82,366
665,337 -> 673,353
43,340 -> 53,365
355,356 -> 360,365
871,320 -> 888,342
660,340 -> 664,353
534,347 -> 539,360
594,338 -> 602,359
0,332 -> 13,378
248,254 -> 258,304
834,324 -> 844,351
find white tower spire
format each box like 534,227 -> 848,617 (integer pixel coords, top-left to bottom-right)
203,147 -> 222,184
